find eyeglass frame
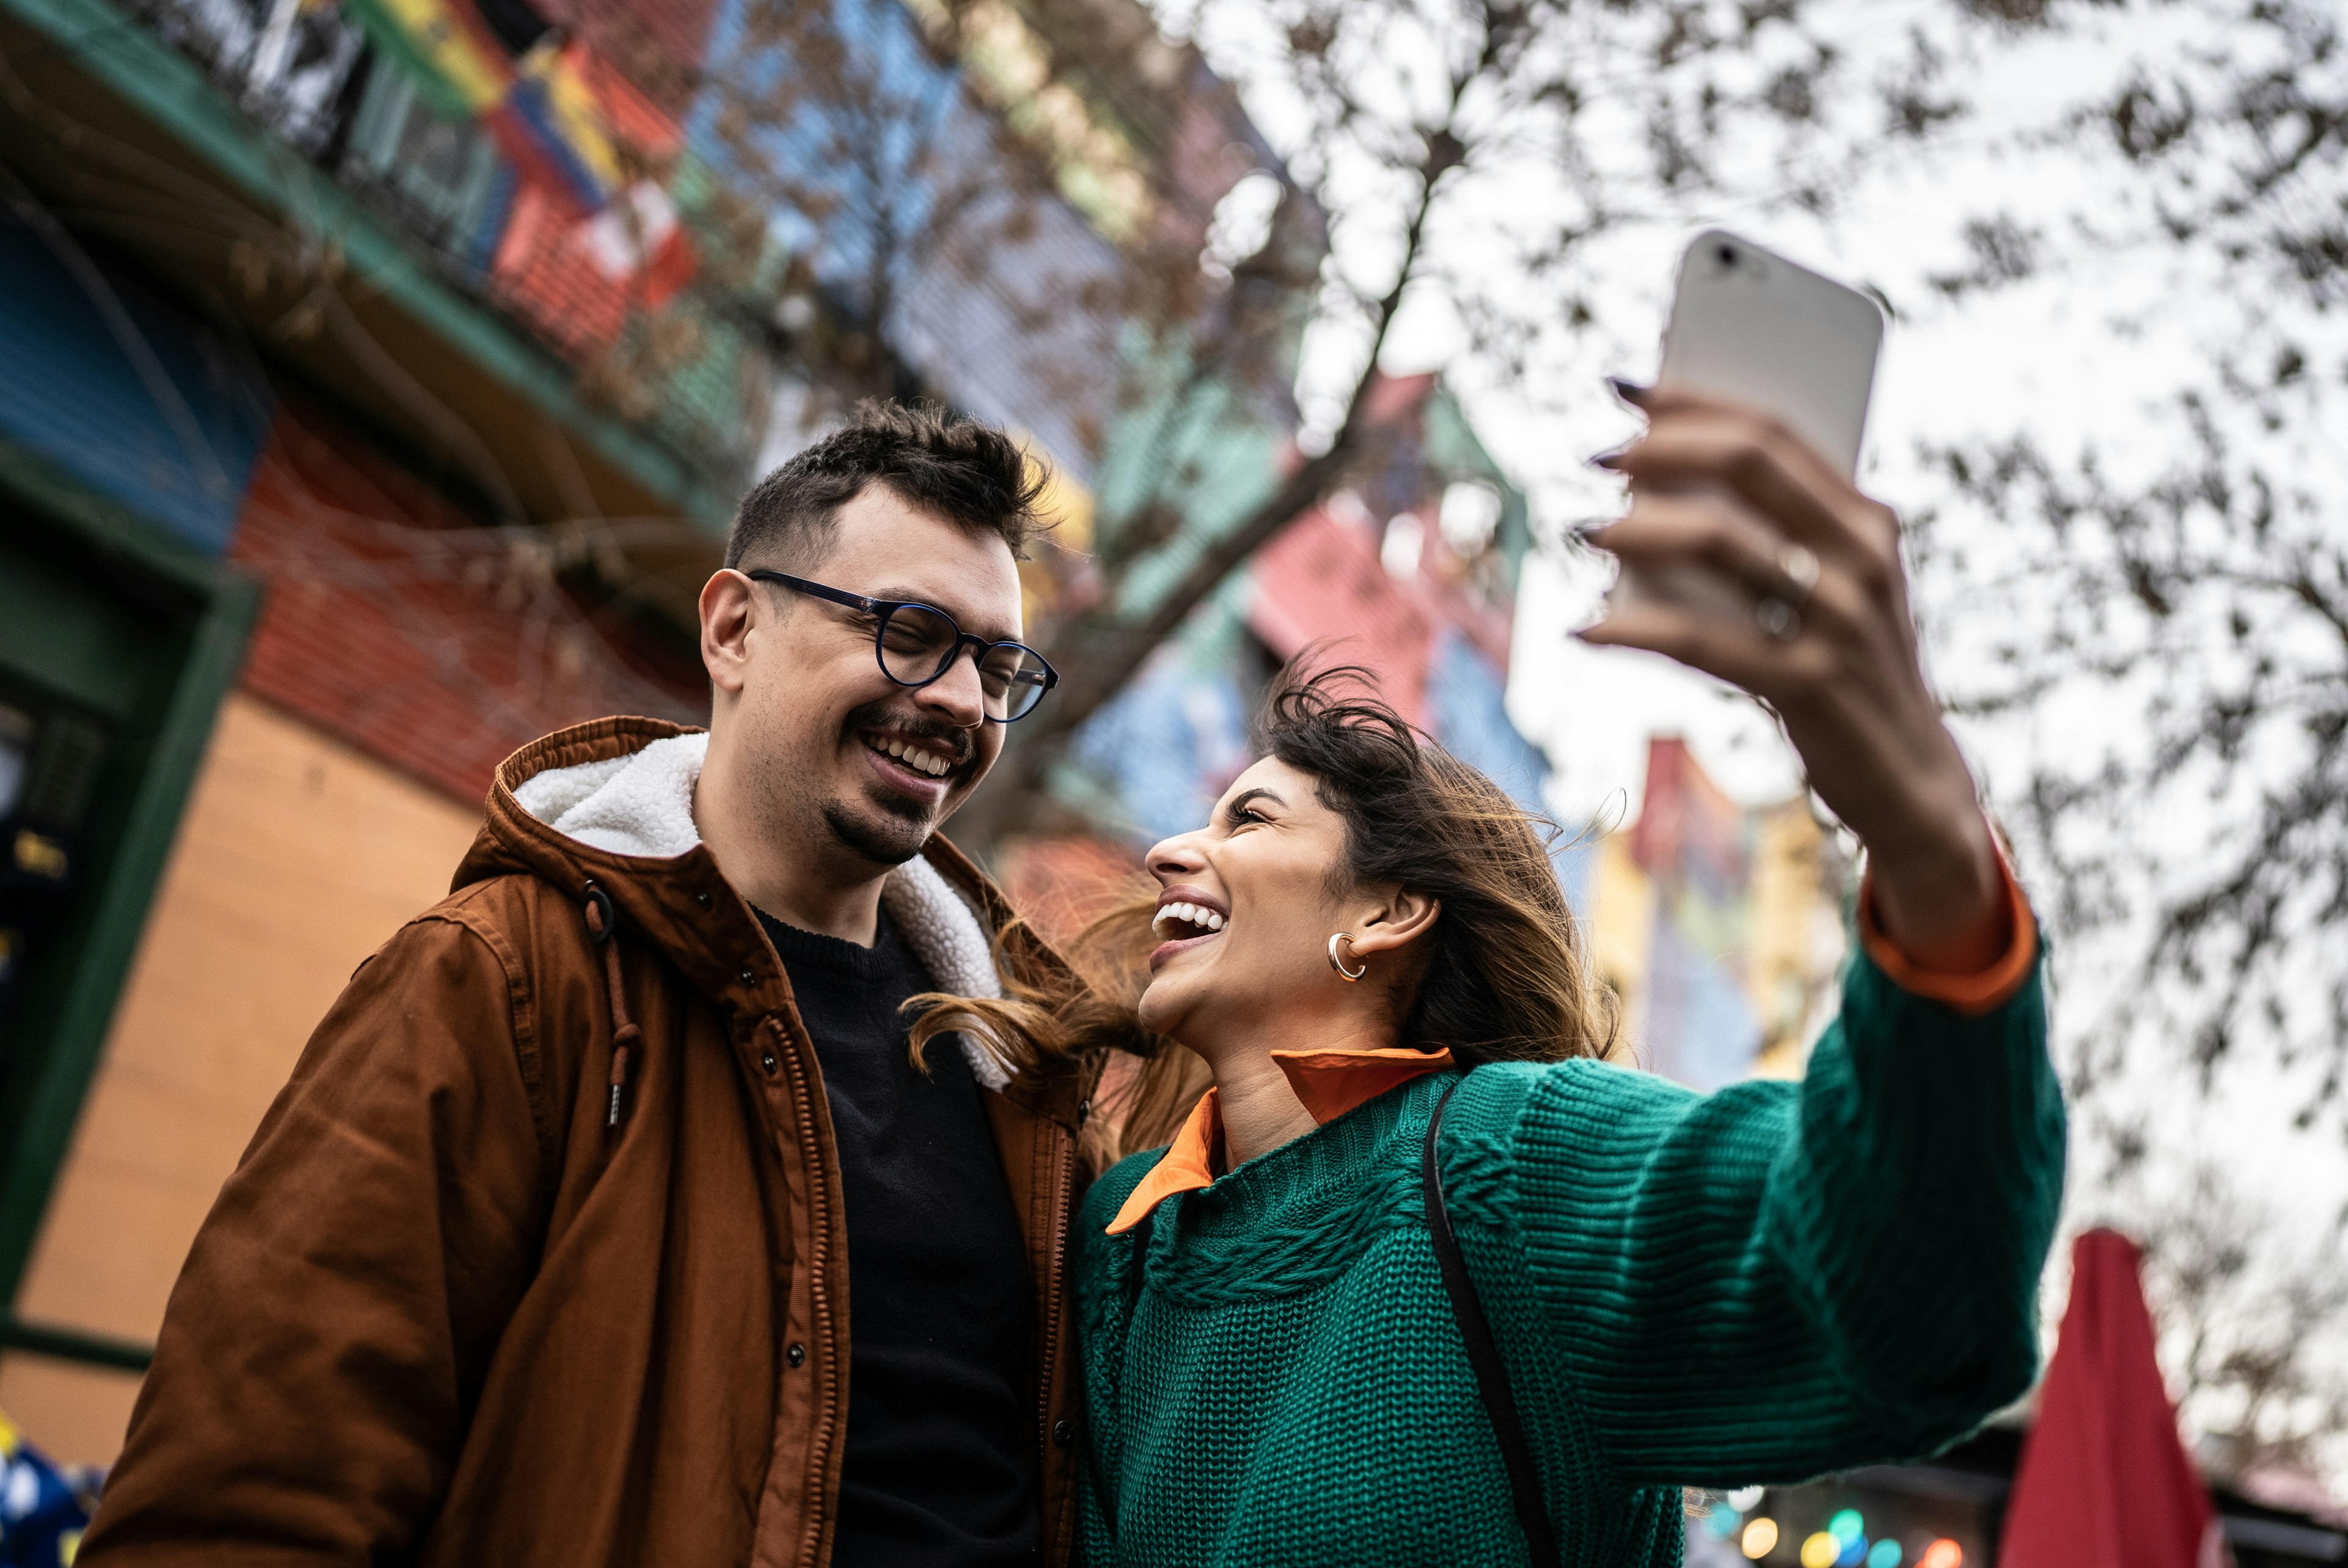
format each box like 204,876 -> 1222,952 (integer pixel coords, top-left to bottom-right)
744,569 -> 1060,723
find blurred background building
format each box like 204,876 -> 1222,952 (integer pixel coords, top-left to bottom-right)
1574,737 -> 1850,1092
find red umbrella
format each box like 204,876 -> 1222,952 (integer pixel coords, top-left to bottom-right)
1999,1228 -> 2232,1568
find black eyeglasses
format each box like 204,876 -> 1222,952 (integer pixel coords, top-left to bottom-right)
747,570 -> 1060,723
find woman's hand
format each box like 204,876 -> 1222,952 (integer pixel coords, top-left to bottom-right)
1579,385 -> 2005,972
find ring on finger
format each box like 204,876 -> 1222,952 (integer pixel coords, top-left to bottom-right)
1754,543 -> 1819,642
1776,542 -> 1820,604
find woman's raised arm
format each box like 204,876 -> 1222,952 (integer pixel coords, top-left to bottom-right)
1510,390 -> 2067,1482
1445,934 -> 2062,1488
1582,384 -> 2010,974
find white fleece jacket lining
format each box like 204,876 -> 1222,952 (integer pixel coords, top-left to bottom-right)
512,732 -> 1011,1091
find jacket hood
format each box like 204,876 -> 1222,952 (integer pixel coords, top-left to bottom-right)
457,716 -> 1013,1089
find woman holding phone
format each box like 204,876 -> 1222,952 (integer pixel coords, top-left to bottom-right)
917,384 -> 2061,1567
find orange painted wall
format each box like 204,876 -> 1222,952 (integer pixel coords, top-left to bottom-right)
0,694 -> 482,1463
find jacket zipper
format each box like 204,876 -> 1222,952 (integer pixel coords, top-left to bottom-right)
1035,1118 -> 1074,1550
778,1023 -> 844,1568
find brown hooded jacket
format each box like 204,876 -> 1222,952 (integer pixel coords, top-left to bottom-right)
80,717 -> 1100,1568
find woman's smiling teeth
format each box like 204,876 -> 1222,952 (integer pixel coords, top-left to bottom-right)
1152,902 -> 1227,939
871,735 -> 954,778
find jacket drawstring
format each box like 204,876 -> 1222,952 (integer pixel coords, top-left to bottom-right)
583,882 -> 641,1133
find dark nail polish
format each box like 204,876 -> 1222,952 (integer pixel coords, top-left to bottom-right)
1606,377 -> 1653,407
1588,451 -> 1625,471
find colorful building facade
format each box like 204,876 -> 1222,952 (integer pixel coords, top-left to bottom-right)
1571,736 -> 1850,1091
0,221 -> 707,1458
1027,371 -> 1543,873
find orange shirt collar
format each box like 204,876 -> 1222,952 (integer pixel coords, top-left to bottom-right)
1105,1047 -> 1453,1235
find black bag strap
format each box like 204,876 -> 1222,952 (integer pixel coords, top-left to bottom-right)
1124,1205 -> 1155,1314
1424,1078 -> 1561,1568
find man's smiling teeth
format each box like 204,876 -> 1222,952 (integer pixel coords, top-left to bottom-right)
1151,902 -> 1227,936
873,736 -> 954,777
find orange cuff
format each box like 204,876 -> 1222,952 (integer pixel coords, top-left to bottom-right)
1858,850 -> 2038,1017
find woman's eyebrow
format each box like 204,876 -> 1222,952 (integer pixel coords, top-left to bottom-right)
1224,787 -> 1285,822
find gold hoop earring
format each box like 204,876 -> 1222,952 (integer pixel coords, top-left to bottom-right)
1327,932 -> 1367,982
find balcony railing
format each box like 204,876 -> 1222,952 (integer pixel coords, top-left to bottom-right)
121,0 -> 783,486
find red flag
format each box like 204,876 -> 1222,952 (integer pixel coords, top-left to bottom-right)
2000,1228 -> 2232,1568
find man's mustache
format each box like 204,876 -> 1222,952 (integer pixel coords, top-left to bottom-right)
845,699 -> 976,769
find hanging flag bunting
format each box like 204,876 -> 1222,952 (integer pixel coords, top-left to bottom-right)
338,0 -> 622,215
501,36 -> 624,214
340,0 -> 510,121
580,182 -> 697,306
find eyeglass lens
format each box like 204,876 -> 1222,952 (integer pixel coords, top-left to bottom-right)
877,605 -> 1052,721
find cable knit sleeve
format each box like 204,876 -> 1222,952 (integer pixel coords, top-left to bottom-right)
1461,941 -> 2065,1488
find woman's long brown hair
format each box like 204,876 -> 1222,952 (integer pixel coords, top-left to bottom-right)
911,664 -> 1619,1166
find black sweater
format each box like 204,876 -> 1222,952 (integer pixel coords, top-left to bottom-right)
758,907 -> 1039,1566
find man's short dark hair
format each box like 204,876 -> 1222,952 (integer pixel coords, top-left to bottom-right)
725,399 -> 1048,570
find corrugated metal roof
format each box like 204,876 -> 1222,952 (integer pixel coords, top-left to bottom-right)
0,214 -> 273,556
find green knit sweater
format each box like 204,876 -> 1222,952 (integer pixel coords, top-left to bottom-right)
1072,949 -> 2064,1567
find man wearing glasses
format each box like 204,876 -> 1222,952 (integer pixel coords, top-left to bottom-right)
83,403 -> 1096,1568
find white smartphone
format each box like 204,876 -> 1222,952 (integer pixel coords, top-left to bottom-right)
1611,229 -> 1886,619
1658,229 -> 1885,476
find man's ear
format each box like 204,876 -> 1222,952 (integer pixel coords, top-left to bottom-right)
1350,887 -> 1441,960
701,569 -> 760,697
